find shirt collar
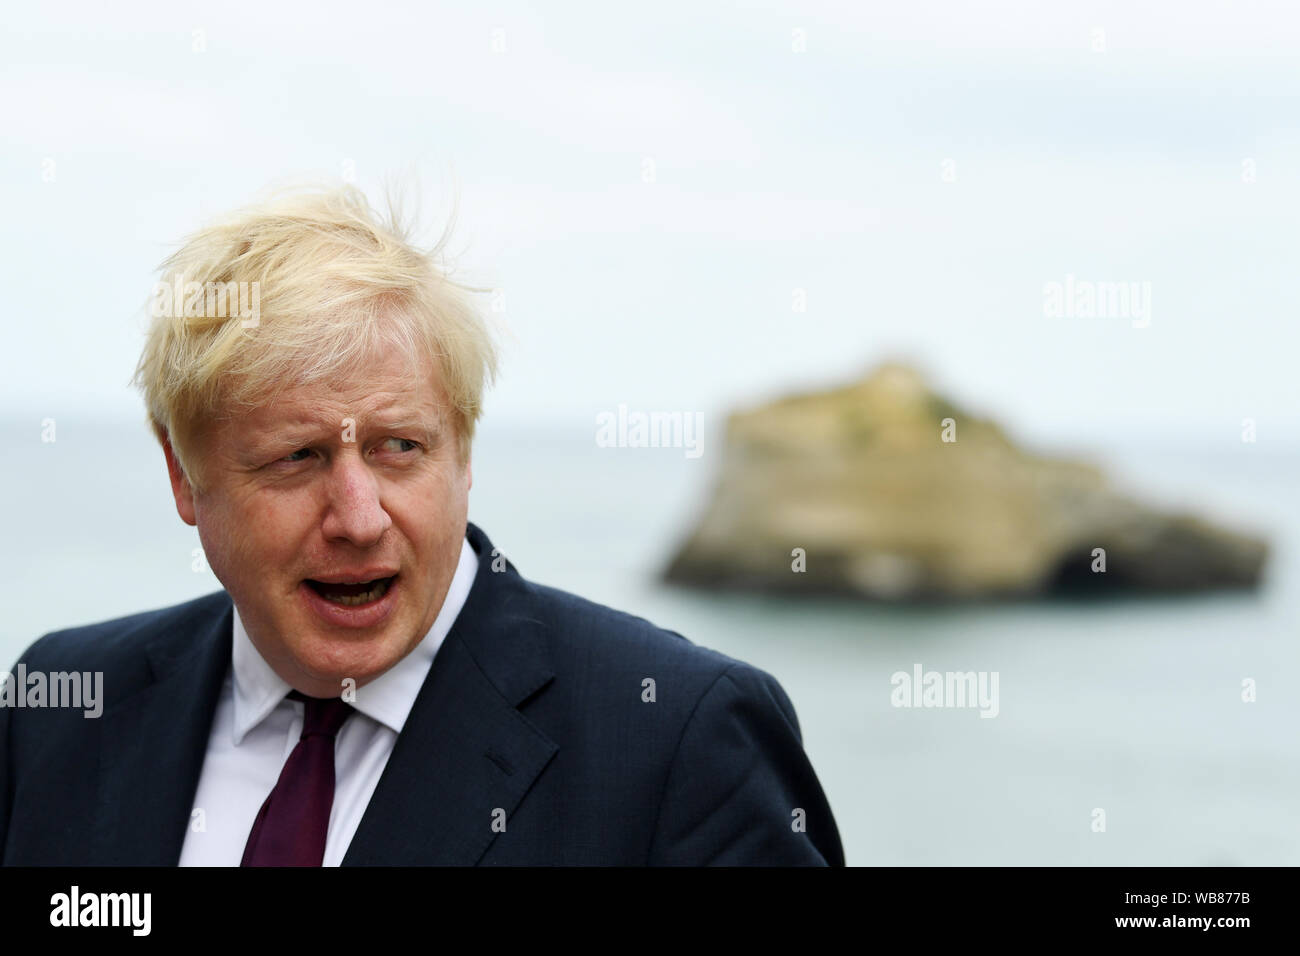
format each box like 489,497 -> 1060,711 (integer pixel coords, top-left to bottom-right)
230,534 -> 479,743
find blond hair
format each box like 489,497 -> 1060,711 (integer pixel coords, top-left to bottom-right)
131,183 -> 497,494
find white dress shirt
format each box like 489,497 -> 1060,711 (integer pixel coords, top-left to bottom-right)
178,535 -> 478,866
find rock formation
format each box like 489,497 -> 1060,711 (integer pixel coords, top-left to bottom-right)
662,362 -> 1268,600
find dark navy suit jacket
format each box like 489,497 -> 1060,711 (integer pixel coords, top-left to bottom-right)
0,522 -> 844,865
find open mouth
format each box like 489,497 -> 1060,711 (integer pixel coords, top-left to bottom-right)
304,575 -> 397,607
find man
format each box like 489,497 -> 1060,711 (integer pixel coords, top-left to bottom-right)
0,185 -> 843,866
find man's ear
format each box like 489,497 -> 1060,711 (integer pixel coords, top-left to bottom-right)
162,433 -> 198,526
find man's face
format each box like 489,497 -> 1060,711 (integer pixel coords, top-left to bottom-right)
163,348 -> 471,698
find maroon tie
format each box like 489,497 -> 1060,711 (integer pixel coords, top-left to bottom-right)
241,690 -> 354,867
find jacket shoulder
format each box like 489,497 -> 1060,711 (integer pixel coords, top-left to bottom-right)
527,579 -> 721,657
517,579 -> 781,710
12,590 -> 231,672
504,578 -> 838,864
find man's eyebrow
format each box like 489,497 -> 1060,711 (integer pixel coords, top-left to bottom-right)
244,414 -> 440,448
374,416 -> 439,435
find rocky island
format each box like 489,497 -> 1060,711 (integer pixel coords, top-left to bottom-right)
663,362 -> 1268,601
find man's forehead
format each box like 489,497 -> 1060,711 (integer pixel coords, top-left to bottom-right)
240,362 -> 443,423
211,347 -> 452,443
229,375 -> 445,434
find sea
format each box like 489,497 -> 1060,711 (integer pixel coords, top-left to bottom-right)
4,417 -> 1297,866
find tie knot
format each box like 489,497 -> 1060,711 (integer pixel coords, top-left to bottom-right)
288,690 -> 354,739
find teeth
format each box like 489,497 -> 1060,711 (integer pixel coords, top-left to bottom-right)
320,578 -> 392,606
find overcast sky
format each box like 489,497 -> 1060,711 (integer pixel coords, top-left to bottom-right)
3,0 -> 1297,453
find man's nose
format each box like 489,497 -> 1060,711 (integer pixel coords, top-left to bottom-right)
319,451 -> 392,545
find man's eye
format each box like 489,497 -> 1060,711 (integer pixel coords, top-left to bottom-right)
271,440 -> 415,466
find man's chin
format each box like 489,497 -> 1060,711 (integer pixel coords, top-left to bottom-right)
282,631 -> 410,691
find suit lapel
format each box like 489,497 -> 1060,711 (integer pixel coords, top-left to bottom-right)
95,597 -> 233,865
342,522 -> 558,865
